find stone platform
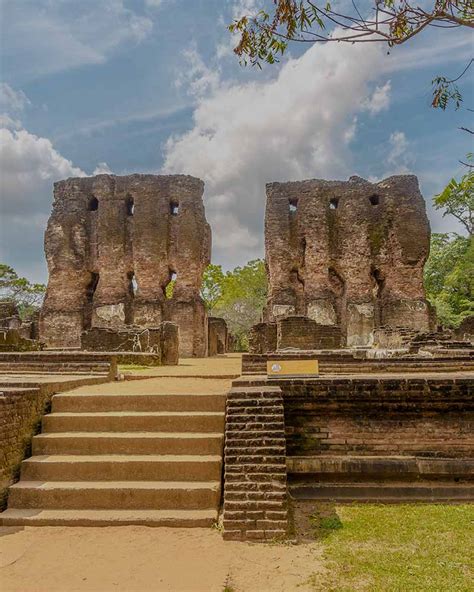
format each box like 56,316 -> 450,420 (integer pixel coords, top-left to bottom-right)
222,372 -> 474,541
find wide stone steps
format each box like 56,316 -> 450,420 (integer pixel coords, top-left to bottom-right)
32,432 -> 224,456
21,455 -> 222,481
7,481 -> 221,510
3,388 -> 226,527
42,411 -> 224,433
289,481 -> 474,502
52,393 -> 226,413
1,508 -> 217,527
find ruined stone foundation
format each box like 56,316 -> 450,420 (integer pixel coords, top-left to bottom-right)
263,175 -> 434,346
40,174 -> 211,357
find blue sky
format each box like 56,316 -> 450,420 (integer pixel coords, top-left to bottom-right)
0,0 -> 473,283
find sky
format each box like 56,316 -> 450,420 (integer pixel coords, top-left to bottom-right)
0,0 -> 472,283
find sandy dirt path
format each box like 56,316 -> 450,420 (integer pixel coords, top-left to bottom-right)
0,525 -> 323,592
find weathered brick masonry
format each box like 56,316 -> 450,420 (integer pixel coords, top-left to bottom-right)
1,374 -> 109,506
279,377 -> 474,459
223,375 -> 473,538
223,386 -> 288,541
0,387 -> 49,505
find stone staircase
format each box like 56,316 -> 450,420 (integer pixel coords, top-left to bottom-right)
2,389 -> 225,527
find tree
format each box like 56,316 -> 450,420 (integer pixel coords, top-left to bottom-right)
204,259 -> 267,350
434,162 -> 474,234
424,233 -> 473,327
229,1 -> 473,66
201,264 -> 225,311
0,264 -> 46,319
229,1 -> 473,114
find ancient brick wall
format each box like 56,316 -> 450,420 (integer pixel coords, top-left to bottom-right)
40,174 -> 211,357
264,175 -> 433,346
248,322 -> 277,354
81,322 -> 179,365
278,377 -> 473,458
277,316 -> 343,350
208,317 -> 228,356
222,386 -> 288,541
0,387 -> 51,505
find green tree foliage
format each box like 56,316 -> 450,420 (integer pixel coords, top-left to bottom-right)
0,264 -> 46,319
424,156 -> 473,327
201,264 -> 225,311
424,234 -> 473,327
229,2 -> 473,68
434,161 -> 473,236
201,260 -> 267,350
229,2 -> 473,115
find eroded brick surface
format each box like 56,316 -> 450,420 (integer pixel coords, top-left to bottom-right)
222,387 -> 288,541
263,175 -> 433,346
40,174 -> 211,357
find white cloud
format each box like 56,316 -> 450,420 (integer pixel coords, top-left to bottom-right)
0,83 -> 31,112
0,129 -> 85,218
0,114 -> 22,130
0,128 -> 86,280
176,46 -> 221,99
162,36 -> 388,267
387,130 -> 413,172
362,81 -> 391,115
2,1 -> 153,81
93,162 -> 113,175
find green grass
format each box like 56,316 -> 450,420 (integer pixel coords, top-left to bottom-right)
117,364 -> 152,371
306,504 -> 474,592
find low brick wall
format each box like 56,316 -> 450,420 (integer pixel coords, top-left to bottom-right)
0,376 -> 110,507
241,351 -> 474,375
278,377 -> 473,459
222,386 -> 288,541
277,316 -> 343,349
0,387 -> 48,506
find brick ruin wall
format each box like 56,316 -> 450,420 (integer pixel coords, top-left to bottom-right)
263,175 -> 434,347
81,322 -> 179,365
208,317 -> 229,356
0,387 -> 51,507
40,174 -> 211,357
280,377 -> 473,459
223,386 -> 288,541
222,376 -> 473,540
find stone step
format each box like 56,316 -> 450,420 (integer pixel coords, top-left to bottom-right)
290,481 -> 474,502
8,481 -> 221,510
21,455 -> 222,481
1,508 -> 217,528
52,393 -> 226,413
33,432 -> 224,456
42,412 -> 225,433
287,455 -> 474,480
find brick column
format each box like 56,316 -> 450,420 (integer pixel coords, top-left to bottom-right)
222,386 -> 288,541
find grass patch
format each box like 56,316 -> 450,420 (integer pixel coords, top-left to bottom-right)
118,364 -> 152,371
302,503 -> 474,592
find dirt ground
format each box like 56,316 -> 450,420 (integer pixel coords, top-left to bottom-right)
0,524 -> 324,592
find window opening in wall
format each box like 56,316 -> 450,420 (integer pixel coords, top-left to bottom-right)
369,194 -> 380,206
289,198 -> 298,213
329,197 -> 339,210
126,195 -> 134,216
371,268 -> 385,298
86,272 -> 99,303
128,271 -> 138,297
164,270 -> 177,299
170,202 -> 179,215
88,197 -> 99,211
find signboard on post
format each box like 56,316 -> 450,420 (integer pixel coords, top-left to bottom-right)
267,359 -> 319,378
